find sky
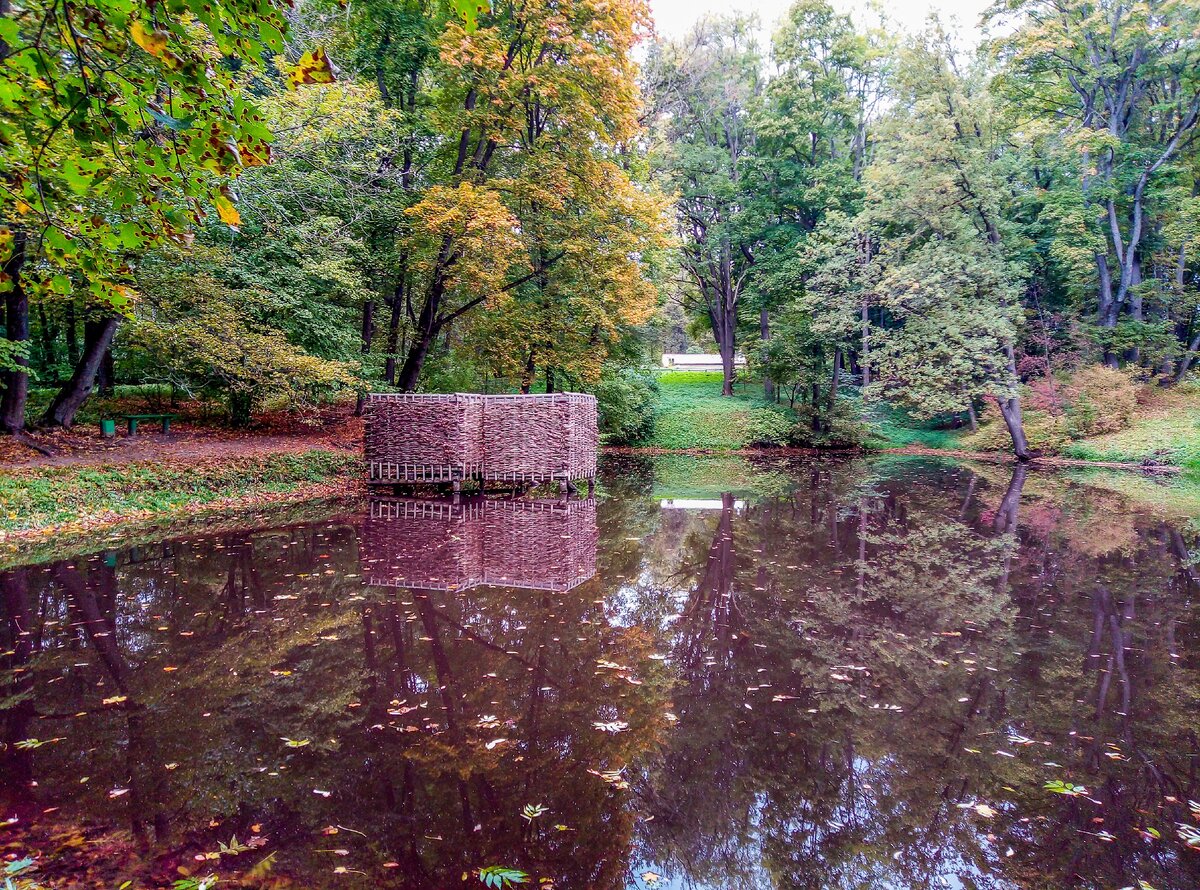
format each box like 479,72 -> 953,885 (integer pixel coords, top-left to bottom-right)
648,0 -> 995,45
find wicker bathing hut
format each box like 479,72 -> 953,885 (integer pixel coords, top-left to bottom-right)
364,392 -> 597,490
359,496 -> 598,593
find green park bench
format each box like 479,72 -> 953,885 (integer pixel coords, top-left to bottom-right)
118,413 -> 178,435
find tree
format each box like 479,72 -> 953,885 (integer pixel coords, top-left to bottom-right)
747,0 -> 889,397
646,16 -> 764,396
846,30 -> 1031,458
390,0 -> 653,392
126,248 -> 359,424
0,0 -> 330,430
992,0 -> 1200,367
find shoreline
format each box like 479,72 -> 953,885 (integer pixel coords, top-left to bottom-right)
603,444 -> 1183,474
2,444 -> 1190,562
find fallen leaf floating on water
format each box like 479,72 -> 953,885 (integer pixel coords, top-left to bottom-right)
485,738 -> 508,750
592,721 -> 629,733
108,788 -> 129,798
282,738 -> 310,748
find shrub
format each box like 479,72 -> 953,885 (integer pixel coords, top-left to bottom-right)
594,370 -> 658,444
790,400 -> 872,448
746,406 -> 794,446
1063,365 -> 1138,438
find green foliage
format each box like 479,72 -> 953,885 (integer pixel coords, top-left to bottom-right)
124,249 -> 360,422
745,406 -> 794,447
478,866 -> 529,888
594,370 -> 658,445
0,0 -> 304,310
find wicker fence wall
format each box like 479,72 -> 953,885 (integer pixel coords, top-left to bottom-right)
359,496 -> 598,593
365,392 -> 597,484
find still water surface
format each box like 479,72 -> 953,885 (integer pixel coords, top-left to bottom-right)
2,456 -> 1199,889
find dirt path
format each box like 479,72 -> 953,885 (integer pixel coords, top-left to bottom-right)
0,408 -> 364,470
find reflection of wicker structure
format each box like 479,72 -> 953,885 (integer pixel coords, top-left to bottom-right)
364,393 -> 596,485
360,497 -> 598,592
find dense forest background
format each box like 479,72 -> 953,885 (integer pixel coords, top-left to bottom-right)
2,0 -> 1199,459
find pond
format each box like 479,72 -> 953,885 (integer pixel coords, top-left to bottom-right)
2,456 -> 1199,889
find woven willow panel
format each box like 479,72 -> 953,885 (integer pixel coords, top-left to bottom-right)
365,392 -> 597,483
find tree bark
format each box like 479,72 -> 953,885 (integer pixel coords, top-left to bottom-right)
98,342 -> 115,396
355,298 -> 375,416
384,272 -> 405,385
860,300 -> 870,387
42,316 -> 119,427
998,343 -> 1030,460
760,308 -> 773,400
37,302 -> 56,372
1,230 -> 29,434
65,300 -> 79,366
825,349 -> 841,433
1175,329 -> 1200,383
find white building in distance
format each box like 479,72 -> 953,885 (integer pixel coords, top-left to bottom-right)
660,353 -> 746,371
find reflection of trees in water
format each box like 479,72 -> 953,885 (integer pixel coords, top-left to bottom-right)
639,463 -> 1200,890
2,462 -> 1199,889
0,520 -> 668,888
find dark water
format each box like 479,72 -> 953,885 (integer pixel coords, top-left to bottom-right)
3,456 -> 1199,889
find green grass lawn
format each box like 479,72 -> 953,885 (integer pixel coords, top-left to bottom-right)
1061,409 -> 1200,470
646,370 -> 794,450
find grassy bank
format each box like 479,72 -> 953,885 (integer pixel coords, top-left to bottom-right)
646,370 -> 795,450
0,449 -> 359,543
869,377 -> 1200,473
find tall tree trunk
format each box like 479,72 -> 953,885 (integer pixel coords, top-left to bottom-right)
37,302 -> 56,372
65,300 -> 79,366
98,342 -> 115,396
544,366 -> 555,393
1,230 -> 29,434
1096,253 -> 1120,368
360,299 -> 374,355
825,349 -> 841,433
519,350 -> 535,395
760,308 -> 773,400
720,338 -> 734,396
384,272 -> 405,385
860,300 -> 870,387
999,344 -> 1030,461
355,299 -> 375,416
42,317 -> 119,427
1175,329 -> 1200,383
1123,252 -> 1143,364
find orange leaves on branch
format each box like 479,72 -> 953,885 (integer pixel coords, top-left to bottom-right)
406,182 -> 525,301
